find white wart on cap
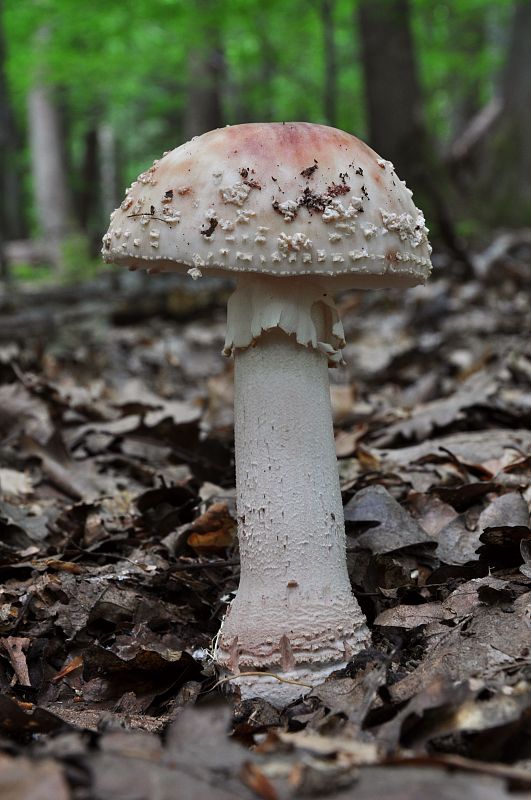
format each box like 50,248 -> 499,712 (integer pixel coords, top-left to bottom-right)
102,122 -> 431,289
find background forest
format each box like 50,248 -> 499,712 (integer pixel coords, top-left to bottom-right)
1,0 -> 530,279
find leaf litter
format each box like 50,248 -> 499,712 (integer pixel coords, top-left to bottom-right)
0,263 -> 529,798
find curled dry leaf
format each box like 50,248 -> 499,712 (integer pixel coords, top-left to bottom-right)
186,501 -> 237,553
345,485 -> 433,554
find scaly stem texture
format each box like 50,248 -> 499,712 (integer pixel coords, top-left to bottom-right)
216,327 -> 368,677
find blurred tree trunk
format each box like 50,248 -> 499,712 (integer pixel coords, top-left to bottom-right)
320,0 -> 337,127
446,3 -> 531,227
256,22 -> 275,121
482,1 -> 531,224
451,18 -> 486,140
78,126 -> 98,234
0,0 -> 9,281
27,28 -> 74,269
98,123 -> 120,288
0,212 -> 6,284
98,123 -> 119,221
357,0 -> 470,267
183,4 -> 224,140
358,0 -> 423,185
0,0 -> 24,280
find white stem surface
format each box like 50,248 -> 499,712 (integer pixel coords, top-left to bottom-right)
215,312 -> 369,705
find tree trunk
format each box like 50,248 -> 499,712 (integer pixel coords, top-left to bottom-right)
450,17 -> 486,141
254,20 -> 275,121
78,126 -> 98,233
358,0 -> 424,186
357,0 -> 470,268
320,0 -> 337,127
0,0 -> 24,279
501,2 -> 531,174
182,4 -> 224,140
446,3 -> 531,227
27,28 -> 74,268
98,123 -> 121,287
98,123 -> 119,222
0,0 -> 8,280
485,1 -> 531,223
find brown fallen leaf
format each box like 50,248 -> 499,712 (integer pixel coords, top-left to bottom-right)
436,513 -> 480,565
372,372 -> 497,446
375,602 -> 452,629
240,762 -> 278,800
0,382 -> 54,446
39,559 -> 84,575
521,539 -> 531,578
0,756 -> 70,800
335,424 -> 368,457
406,492 -> 458,537
14,701 -> 34,711
310,658 -> 388,728
186,501 -> 236,553
345,485 -> 433,554
388,593 -> 531,703
478,491 -> 530,531
277,730 -> 379,764
51,655 -> 83,684
0,468 -> 33,498
0,695 -> 70,736
383,754 -> 531,791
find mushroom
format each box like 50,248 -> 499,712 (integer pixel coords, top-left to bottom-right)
102,123 -> 432,706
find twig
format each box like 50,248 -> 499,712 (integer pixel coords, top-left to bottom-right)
1,637 -> 31,686
126,214 -> 176,224
385,752 -> 531,787
212,671 -> 314,691
171,558 -> 239,572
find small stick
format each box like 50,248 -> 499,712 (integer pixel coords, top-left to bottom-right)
2,637 -> 31,686
212,671 -> 313,691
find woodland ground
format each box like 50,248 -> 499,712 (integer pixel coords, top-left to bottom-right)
0,244 -> 530,799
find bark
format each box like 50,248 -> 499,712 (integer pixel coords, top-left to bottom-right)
501,2 -> 531,167
450,17 -> 487,141
358,0 -> 424,187
253,20 -> 275,121
357,0 -> 471,270
0,218 -> 6,284
98,123 -> 119,220
27,28 -> 74,268
448,97 -> 503,165
183,50 -> 223,139
182,3 -> 224,140
488,1 -> 531,220
98,122 -> 120,282
320,0 -> 337,127
448,3 -> 531,226
78,127 -> 98,232
0,0 -> 24,279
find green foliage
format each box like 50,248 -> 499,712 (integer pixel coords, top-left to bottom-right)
5,0 -> 511,165
412,0 -> 512,141
11,254 -> 102,285
1,0 -> 518,261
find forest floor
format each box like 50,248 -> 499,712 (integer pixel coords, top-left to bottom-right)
0,245 -> 530,799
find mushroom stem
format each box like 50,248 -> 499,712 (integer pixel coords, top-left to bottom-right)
216,301 -> 369,705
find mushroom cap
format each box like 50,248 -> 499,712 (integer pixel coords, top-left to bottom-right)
102,122 -> 431,289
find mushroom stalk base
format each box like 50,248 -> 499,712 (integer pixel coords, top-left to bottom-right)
215,322 -> 369,706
